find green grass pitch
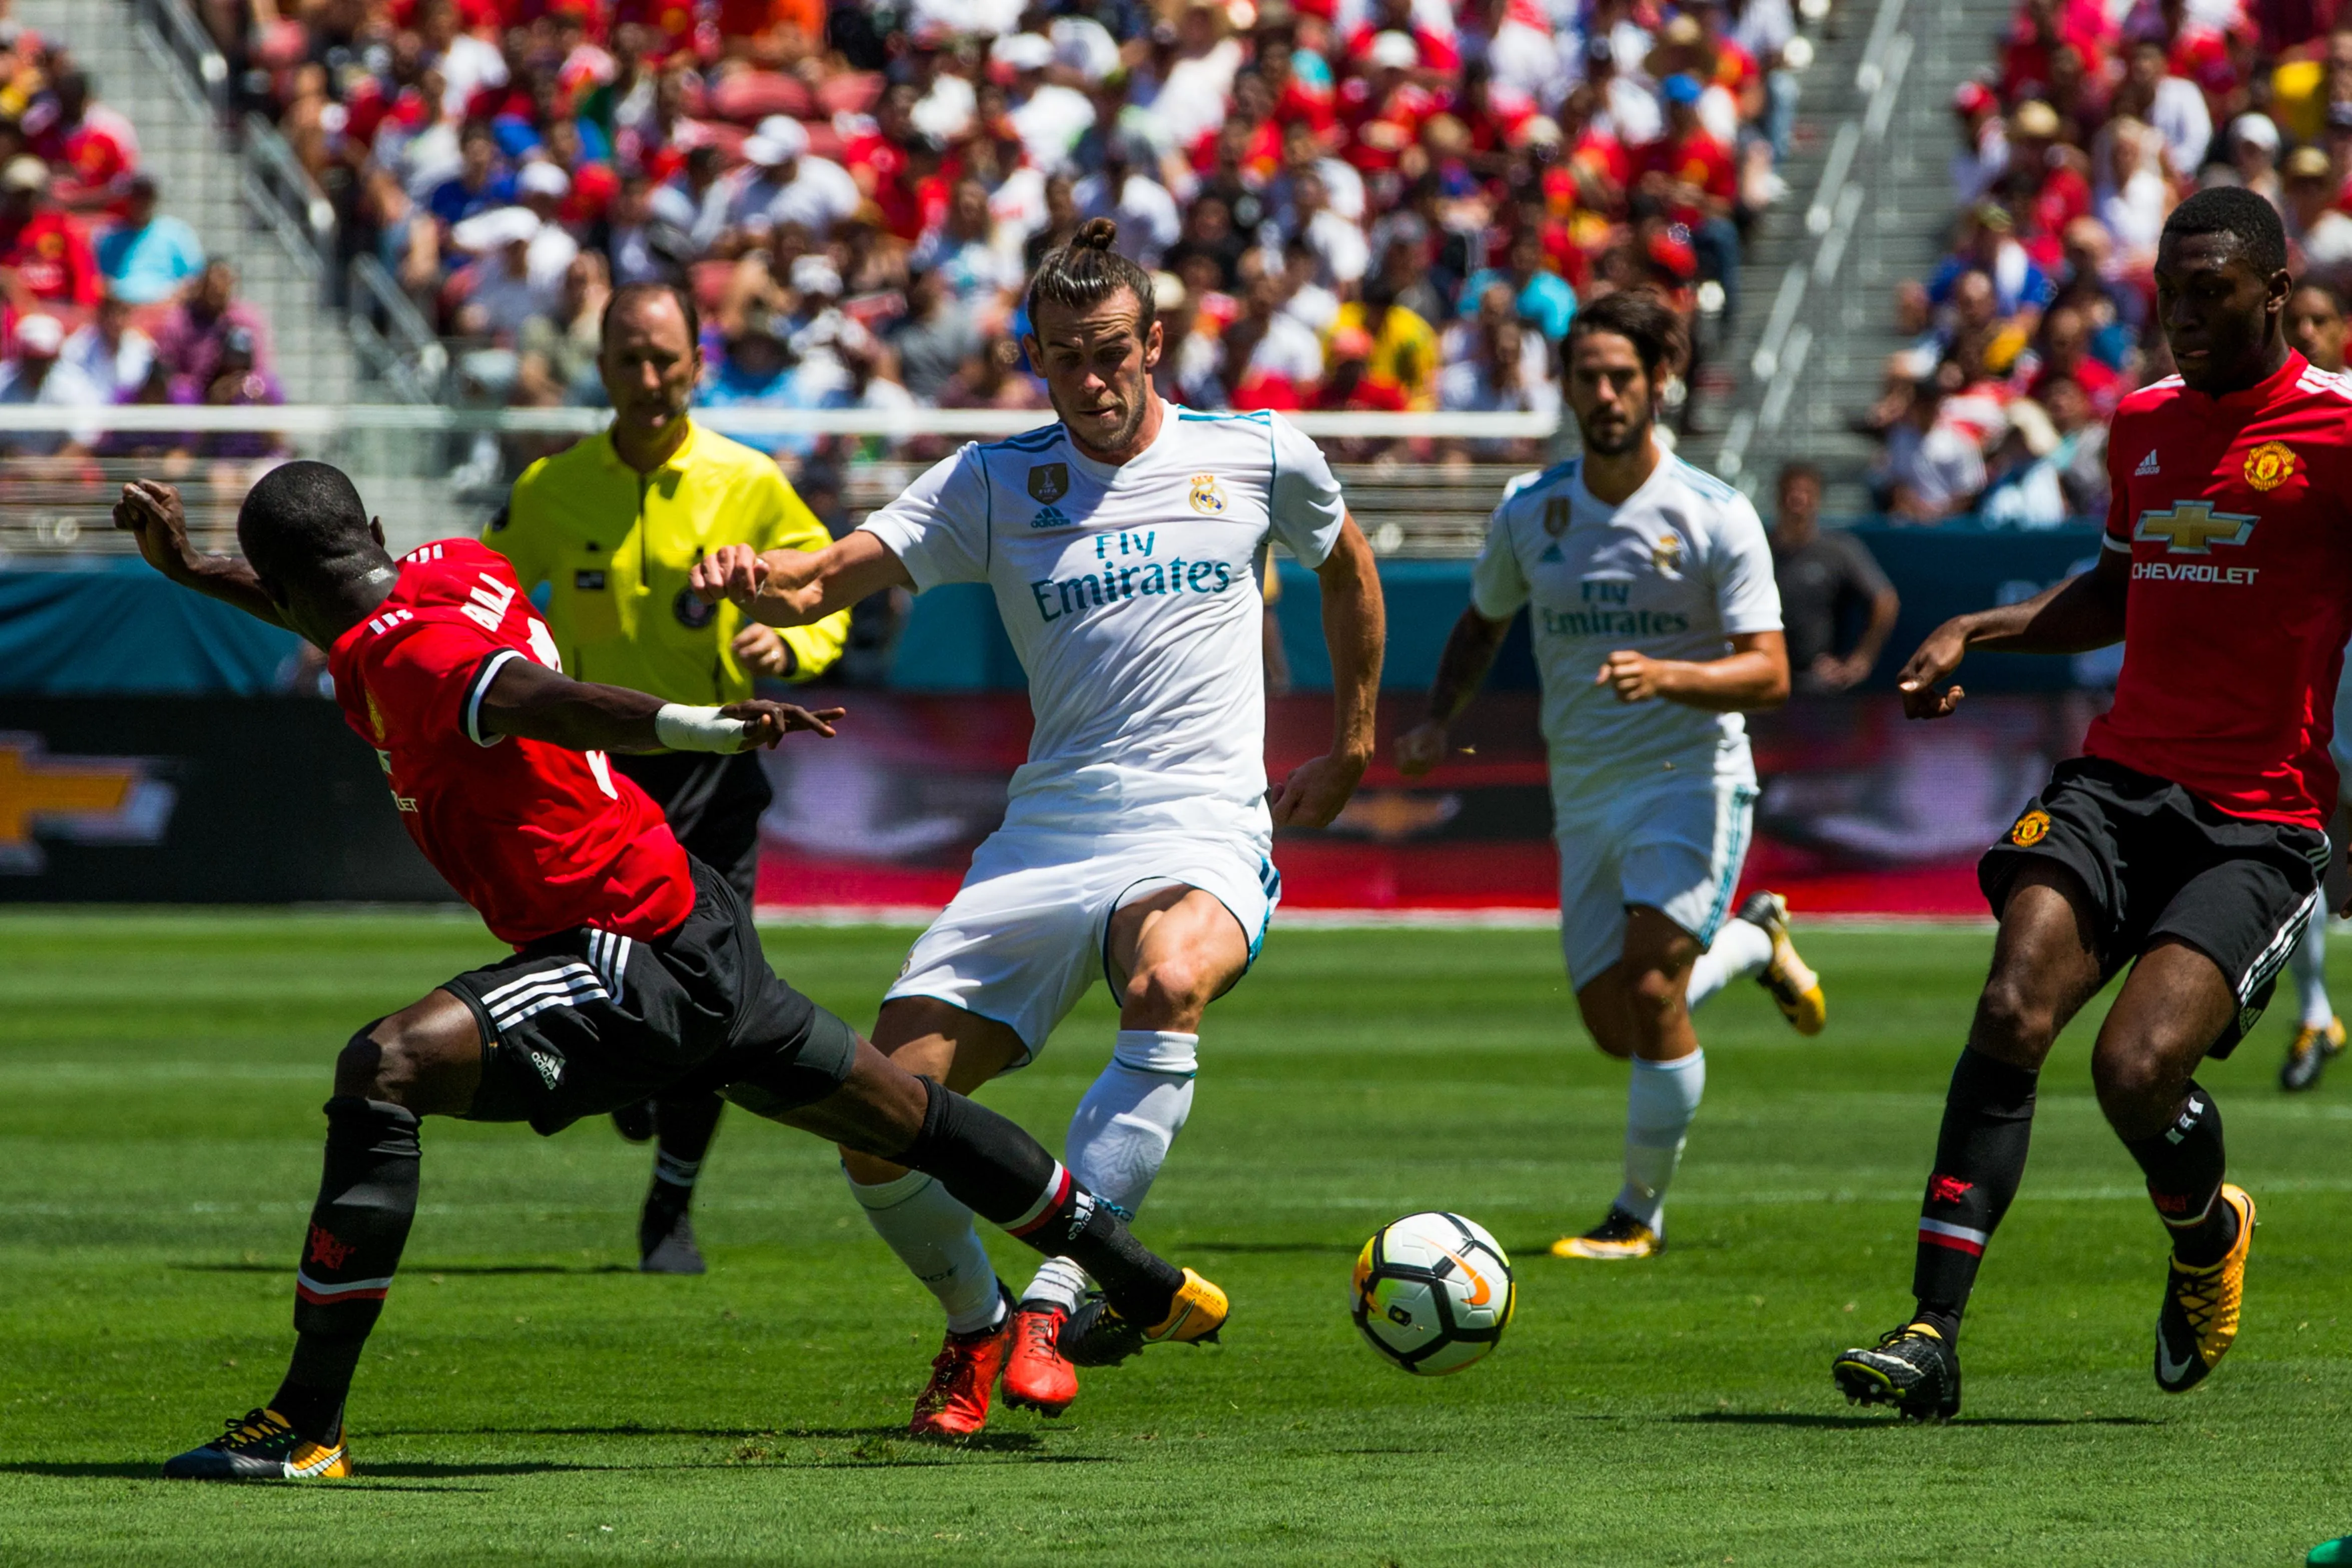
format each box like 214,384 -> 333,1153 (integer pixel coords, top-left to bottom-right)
5,910 -> 2352,1565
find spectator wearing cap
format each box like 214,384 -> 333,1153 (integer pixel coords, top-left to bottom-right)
2282,146 -> 2352,269
153,260 -> 272,393
1456,224 -> 1578,342
1952,81 -> 2009,208
63,290 -> 155,403
94,174 -> 204,306
0,156 -> 98,308
699,315 -> 815,457
997,32 -> 1094,176
514,160 -> 584,280
1640,72 -> 1742,321
446,206 -> 554,340
1928,203 -> 2054,330
1768,462 -> 1901,692
0,313 -> 105,457
723,115 -> 861,247
2228,113 -> 2283,213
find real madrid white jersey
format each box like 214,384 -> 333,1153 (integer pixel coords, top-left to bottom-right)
860,405 -> 1347,838
1472,448 -> 1782,809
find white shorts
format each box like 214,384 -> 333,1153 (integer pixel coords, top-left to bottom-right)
1556,768 -> 1758,990
885,826 -> 1280,1064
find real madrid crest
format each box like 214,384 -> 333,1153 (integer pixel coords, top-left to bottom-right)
1188,473 -> 1226,515
2243,440 -> 2296,492
1650,533 -> 1685,577
1028,463 -> 1069,503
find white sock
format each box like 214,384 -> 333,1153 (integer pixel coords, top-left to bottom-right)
2293,917 -> 2333,1029
1685,917 -> 1774,1012
1615,1050 -> 1706,1235
846,1168 -> 1004,1335
1019,1029 -> 1198,1314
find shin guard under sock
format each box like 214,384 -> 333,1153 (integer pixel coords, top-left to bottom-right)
895,1078 -> 1183,1325
277,1096 -> 420,1439
2121,1083 -> 2236,1268
1912,1049 -> 2039,1331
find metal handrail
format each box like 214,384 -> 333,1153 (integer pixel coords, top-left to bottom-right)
130,0 -> 230,123
347,256 -> 446,403
240,113 -> 336,277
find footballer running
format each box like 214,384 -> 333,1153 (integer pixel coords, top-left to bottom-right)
114,463 -> 1228,1480
694,219 -> 1385,1436
1834,187 -> 2349,1420
1395,290 -> 1823,1262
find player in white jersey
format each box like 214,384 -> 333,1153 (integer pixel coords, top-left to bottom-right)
1396,291 -> 1824,1260
694,220 -> 1383,1434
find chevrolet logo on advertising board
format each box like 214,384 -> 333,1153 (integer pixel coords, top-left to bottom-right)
0,733 -> 177,873
2132,501 -> 2257,555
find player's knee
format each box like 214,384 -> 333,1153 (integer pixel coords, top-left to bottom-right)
1124,955 -> 1215,1026
1624,962 -> 1689,1022
2090,1038 -> 2174,1125
336,1014 -> 453,1109
1972,977 -> 2058,1064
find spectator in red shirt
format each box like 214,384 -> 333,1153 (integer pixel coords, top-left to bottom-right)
1341,0 -> 1459,77
0,157 -> 100,309
36,71 -> 141,212
1640,75 -> 1743,322
1995,99 -> 2092,268
2021,301 -> 2123,416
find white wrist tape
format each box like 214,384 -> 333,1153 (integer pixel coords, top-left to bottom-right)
654,703 -> 749,753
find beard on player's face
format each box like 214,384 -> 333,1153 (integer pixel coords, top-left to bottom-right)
1033,299 -> 1160,459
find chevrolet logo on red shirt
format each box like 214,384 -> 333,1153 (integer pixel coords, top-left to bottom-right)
2133,501 -> 2258,555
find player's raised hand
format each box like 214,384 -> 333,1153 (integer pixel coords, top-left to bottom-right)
1595,650 -> 1663,704
1896,620 -> 1971,720
692,545 -> 770,608
720,700 -> 845,750
1269,751 -> 1368,828
113,480 -> 197,578
1394,721 -> 1449,778
731,623 -> 794,677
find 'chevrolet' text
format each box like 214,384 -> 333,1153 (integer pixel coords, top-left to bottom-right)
2133,562 -> 2259,585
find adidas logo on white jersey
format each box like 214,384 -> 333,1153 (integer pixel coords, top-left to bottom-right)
2135,449 -> 2160,476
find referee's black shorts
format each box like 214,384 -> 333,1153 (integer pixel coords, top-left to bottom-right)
443,856 -> 858,1136
610,750 -> 772,907
1980,757 -> 2329,1056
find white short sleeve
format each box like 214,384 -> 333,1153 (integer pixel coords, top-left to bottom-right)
1707,491 -> 1784,635
1469,501 -> 1530,621
1267,414 -> 1347,568
857,444 -> 993,592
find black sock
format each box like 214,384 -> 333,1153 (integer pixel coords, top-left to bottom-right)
1911,1049 -> 2040,1337
895,1077 -> 1183,1325
276,1096 -> 420,1442
2121,1082 -> 2237,1267
649,1092 -> 725,1211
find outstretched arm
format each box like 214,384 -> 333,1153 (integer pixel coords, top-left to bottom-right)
1394,605 -> 1514,777
112,480 -> 290,630
476,655 -> 844,754
692,531 -> 914,628
1270,516 -> 1385,828
1897,546 -> 2129,720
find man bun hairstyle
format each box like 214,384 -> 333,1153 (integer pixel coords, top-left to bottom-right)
1026,218 -> 1157,335
236,459 -> 379,585
2163,185 -> 2288,277
1565,288 -> 1688,380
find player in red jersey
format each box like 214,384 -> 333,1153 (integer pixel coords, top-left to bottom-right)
1833,188 -> 2350,1420
112,463 -> 1228,1481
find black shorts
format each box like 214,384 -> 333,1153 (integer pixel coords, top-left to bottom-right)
1979,757 -> 2329,1056
609,750 -> 772,907
443,856 -> 858,1135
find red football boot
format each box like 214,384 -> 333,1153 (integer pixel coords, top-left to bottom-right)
999,1304 -> 1079,1417
907,1315 -> 1012,1440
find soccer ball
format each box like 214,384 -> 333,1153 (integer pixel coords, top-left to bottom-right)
1351,1211 -> 1516,1375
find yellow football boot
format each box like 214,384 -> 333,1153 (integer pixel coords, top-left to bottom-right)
2154,1184 -> 2256,1394
2281,1017 -> 2344,1093
1551,1206 -> 1664,1259
162,1408 -> 351,1480
1062,1268 -> 1230,1366
1739,890 -> 1825,1035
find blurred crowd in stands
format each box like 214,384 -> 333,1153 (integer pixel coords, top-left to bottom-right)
1868,0 -> 2352,526
207,0 -> 1809,473
0,10 -> 287,474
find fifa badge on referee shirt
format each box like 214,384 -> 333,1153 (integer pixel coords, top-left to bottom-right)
2010,809 -> 2052,847
1189,473 -> 1227,514
1028,463 -> 1069,503
2243,441 -> 2297,491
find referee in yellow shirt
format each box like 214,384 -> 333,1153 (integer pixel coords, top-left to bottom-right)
485,280 -> 850,1273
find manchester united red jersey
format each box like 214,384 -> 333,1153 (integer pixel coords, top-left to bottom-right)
2084,351 -> 2352,828
327,539 -> 695,947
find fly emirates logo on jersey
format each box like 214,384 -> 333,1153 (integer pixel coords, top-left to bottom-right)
2131,501 -> 2261,585
1025,528 -> 1242,624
